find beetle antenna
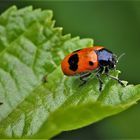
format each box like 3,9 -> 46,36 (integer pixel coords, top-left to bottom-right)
117,53 -> 125,62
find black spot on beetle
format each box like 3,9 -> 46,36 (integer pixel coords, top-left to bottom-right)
68,54 -> 79,71
72,49 -> 81,53
89,61 -> 94,66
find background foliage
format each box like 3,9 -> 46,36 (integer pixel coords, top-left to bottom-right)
0,1 -> 140,139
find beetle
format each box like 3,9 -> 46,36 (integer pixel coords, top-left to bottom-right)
61,46 -> 125,91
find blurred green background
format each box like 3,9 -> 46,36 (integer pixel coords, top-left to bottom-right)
0,1 -> 140,139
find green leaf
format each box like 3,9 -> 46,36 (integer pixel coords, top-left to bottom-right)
0,6 -> 140,139
0,6 -> 53,51
32,69 -> 140,139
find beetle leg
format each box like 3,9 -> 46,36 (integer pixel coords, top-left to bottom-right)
105,73 -> 125,86
98,66 -> 104,74
105,67 -> 125,86
105,66 -> 109,74
79,72 -> 91,86
96,73 -> 103,91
